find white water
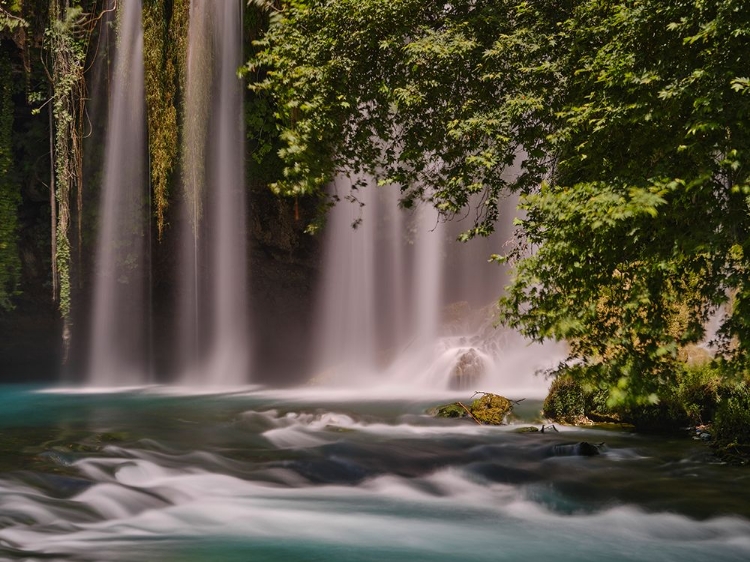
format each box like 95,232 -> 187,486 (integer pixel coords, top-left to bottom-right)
1,388 -> 749,561
178,0 -> 250,385
88,0 -> 148,386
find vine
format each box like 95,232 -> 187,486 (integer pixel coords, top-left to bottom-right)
45,0 -> 97,355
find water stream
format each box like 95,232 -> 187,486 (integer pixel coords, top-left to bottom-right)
0,386 -> 747,561
178,0 -> 250,386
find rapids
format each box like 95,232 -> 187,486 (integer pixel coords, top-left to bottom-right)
0,386 -> 748,561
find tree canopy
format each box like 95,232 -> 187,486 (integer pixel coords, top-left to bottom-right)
250,0 -> 750,403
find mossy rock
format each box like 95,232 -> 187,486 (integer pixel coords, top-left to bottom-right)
513,426 -> 540,433
429,403 -> 468,419
470,393 -> 512,425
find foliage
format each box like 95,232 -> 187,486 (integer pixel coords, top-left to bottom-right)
499,0 -> 750,404
544,360 -> 726,429
714,382 -> 750,445
47,2 -> 89,321
0,49 -> 21,310
251,0 -> 750,406
431,403 -> 466,419
0,0 -> 27,34
248,0 -> 561,235
542,369 -> 610,424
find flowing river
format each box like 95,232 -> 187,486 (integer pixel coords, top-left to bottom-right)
0,386 -> 748,561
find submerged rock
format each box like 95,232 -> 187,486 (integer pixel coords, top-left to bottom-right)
449,348 -> 485,390
550,441 -> 603,457
470,393 -> 513,425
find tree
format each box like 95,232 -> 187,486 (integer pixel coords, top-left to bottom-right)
250,0 -> 750,403
500,0 -> 750,403
248,0 -> 565,235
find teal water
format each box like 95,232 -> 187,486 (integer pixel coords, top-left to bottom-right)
0,385 -> 748,561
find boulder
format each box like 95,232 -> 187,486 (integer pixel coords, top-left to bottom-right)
427,402 -> 469,419
449,348 -> 485,390
469,393 -> 513,425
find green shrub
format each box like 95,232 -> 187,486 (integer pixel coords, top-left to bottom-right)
676,362 -> 723,425
714,383 -> 750,445
543,374 -> 588,424
543,361 -> 726,429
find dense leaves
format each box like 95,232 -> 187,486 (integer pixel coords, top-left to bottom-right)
501,0 -> 750,402
248,0 -> 563,234
251,0 -> 750,402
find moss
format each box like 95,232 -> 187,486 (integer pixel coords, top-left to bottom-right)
470,393 -> 512,425
429,403 -> 468,419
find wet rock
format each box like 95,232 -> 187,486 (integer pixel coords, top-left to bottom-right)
550,441 -> 603,457
429,403 -> 469,419
449,348 -> 485,390
470,393 -> 513,425
513,426 -> 540,433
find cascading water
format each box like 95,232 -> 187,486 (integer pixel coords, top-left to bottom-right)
179,0 -> 250,385
311,180 -> 563,396
88,0 -> 149,386
312,179 -> 379,382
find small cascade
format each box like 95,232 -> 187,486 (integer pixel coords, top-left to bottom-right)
88,0 -> 149,386
178,0 -> 250,385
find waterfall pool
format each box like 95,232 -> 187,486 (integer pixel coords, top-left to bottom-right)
0,385 -> 748,561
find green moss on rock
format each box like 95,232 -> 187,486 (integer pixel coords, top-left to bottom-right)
429,403 -> 468,419
470,393 -> 512,425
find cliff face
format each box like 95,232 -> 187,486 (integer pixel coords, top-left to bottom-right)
0,4 -> 325,384
2,166 -> 323,384
248,187 -> 322,385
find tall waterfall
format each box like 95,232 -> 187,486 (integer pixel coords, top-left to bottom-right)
88,0 -> 149,385
179,0 -> 250,385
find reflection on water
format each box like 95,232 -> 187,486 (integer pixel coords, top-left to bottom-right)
0,386 -> 749,561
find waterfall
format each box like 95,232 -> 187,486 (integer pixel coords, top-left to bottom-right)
312,179 -> 379,383
311,181 -> 563,395
178,0 -> 250,385
88,0 -> 149,386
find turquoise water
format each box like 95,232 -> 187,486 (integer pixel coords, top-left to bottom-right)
0,385 -> 748,561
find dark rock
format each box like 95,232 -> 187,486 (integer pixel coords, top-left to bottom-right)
550,441 -> 603,457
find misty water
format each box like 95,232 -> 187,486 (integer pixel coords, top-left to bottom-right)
0,386 -> 748,561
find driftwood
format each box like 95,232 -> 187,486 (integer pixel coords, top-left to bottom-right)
457,401 -> 482,425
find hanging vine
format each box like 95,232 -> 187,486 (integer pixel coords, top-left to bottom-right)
45,0 -> 97,355
143,0 -> 187,239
